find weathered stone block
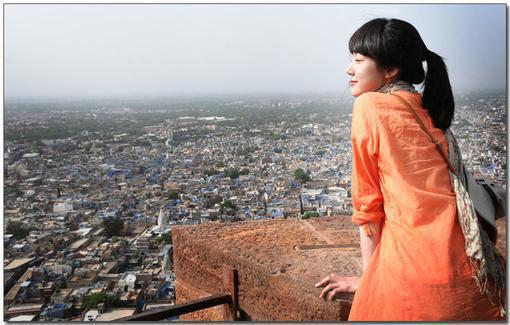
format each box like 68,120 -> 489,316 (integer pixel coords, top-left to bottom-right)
173,216 -> 360,321
173,216 -> 507,321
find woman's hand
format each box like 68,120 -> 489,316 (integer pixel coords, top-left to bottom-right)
315,274 -> 360,301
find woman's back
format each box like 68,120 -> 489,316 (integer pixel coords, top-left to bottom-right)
348,90 -> 504,321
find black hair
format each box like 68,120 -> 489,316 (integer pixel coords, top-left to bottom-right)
349,18 -> 454,131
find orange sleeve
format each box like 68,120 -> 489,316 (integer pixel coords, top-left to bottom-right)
351,94 -> 385,230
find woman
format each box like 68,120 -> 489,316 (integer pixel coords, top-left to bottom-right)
315,18 -> 505,321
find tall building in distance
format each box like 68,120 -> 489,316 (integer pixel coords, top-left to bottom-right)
157,208 -> 169,233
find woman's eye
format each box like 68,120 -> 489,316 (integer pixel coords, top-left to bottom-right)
355,60 -> 362,63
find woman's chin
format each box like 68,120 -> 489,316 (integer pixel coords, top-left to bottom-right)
350,88 -> 362,97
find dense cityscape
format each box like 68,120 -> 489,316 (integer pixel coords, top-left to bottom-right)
3,91 -> 506,321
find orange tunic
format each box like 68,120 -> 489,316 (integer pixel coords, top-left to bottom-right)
348,90 -> 505,321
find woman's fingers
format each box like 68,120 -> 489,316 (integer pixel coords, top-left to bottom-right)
317,276 -> 360,300
314,275 -> 331,288
319,283 -> 333,298
328,287 -> 345,301
320,283 -> 348,299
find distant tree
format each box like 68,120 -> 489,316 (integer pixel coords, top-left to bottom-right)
81,292 -> 106,309
205,195 -> 223,209
6,221 -> 30,240
225,168 -> 240,179
83,143 -> 93,152
316,149 -> 326,156
240,168 -> 250,176
294,168 -> 310,183
82,292 -> 121,309
105,294 -> 121,308
223,200 -> 237,210
215,161 -> 225,168
120,239 -> 129,247
220,200 -> 238,216
302,211 -> 320,219
270,134 -> 282,141
155,232 -> 172,246
168,191 -> 179,200
490,144 -> 504,153
102,216 -> 124,237
204,169 -> 218,177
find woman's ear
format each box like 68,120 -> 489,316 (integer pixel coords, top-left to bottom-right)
384,67 -> 400,82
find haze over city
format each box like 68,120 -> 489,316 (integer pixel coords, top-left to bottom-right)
5,4 -> 506,100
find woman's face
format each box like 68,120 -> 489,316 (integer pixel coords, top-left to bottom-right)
346,53 -> 389,97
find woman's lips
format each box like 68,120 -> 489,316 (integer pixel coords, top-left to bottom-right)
349,81 -> 358,86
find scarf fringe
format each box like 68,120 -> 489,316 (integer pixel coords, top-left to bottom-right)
448,135 -> 506,318
468,255 -> 507,317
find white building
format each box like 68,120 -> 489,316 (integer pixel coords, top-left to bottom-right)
157,208 -> 169,233
53,200 -> 73,214
118,272 -> 137,292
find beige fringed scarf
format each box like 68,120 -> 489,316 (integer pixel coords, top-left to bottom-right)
378,81 -> 507,317
445,129 -> 506,317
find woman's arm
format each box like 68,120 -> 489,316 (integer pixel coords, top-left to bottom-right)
315,221 -> 383,300
359,222 -> 383,273
315,95 -> 385,300
350,94 -> 385,272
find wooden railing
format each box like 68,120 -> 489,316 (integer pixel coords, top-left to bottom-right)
119,266 -> 239,321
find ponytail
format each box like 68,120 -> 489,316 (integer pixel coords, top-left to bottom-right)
422,50 -> 455,131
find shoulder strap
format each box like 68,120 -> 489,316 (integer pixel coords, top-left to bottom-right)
389,93 -> 459,178
445,129 -> 467,186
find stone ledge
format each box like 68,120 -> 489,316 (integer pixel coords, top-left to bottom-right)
173,216 -> 362,321
173,216 -> 506,321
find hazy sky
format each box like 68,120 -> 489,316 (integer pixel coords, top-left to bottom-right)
4,4 -> 506,99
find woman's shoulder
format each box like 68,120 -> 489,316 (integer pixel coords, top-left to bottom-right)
352,92 -> 383,128
353,92 -> 391,118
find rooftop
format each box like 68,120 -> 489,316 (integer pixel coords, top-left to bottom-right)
8,315 -> 37,321
4,257 -> 35,271
6,303 -> 44,312
96,308 -> 136,321
69,238 -> 89,251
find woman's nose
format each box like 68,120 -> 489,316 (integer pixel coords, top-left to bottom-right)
346,63 -> 354,76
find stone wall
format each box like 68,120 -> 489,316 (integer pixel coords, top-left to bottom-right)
173,216 -> 507,321
174,216 -> 363,321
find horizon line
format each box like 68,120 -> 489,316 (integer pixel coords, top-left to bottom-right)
4,89 -> 507,103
